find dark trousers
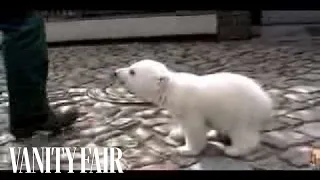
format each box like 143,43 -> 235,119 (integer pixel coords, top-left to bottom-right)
0,12 -> 49,130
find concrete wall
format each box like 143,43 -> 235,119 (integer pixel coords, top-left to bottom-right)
262,11 -> 320,25
0,14 -> 217,43
45,14 -> 217,43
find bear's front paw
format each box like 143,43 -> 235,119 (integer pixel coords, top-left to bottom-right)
176,145 -> 201,156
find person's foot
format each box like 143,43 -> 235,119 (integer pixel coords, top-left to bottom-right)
10,105 -> 79,139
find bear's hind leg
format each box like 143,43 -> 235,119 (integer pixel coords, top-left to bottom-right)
224,129 -> 260,157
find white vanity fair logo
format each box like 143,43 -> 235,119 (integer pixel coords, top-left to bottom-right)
5,147 -> 123,173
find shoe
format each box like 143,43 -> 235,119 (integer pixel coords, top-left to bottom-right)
10,105 -> 79,139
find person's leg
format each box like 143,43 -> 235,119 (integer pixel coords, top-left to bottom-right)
2,13 -> 50,129
0,12 -> 78,139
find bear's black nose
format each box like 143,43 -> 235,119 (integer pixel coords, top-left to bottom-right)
113,71 -> 118,77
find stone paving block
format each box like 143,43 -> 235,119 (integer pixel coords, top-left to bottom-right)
134,161 -> 179,170
170,154 -> 199,168
0,92 -> 8,98
307,97 -> 320,105
242,146 -> 278,161
114,107 -> 147,119
140,117 -> 169,128
273,80 -> 291,89
0,80 -> 7,93
63,138 -> 91,147
277,116 -> 303,126
94,130 -> 123,146
278,146 -> 312,167
103,134 -> 139,150
0,97 -> 8,104
286,106 -> 320,122
262,120 -> 288,132
72,120 -> 94,130
92,116 -> 115,126
76,106 -> 91,116
145,138 -> 176,157
67,87 -> 88,94
71,96 -> 90,102
295,122 -> 320,138
153,124 -> 172,136
300,73 -> 320,81
130,126 -> 154,142
49,99 -> 77,108
110,117 -> 139,130
76,114 -> 94,122
288,85 -> 320,94
286,102 -> 311,111
0,133 -> 14,146
185,156 -> 253,170
261,129 -> 313,149
285,80 -> 307,88
251,156 -> 299,170
78,99 -> 97,107
47,89 -> 67,97
123,147 -> 164,169
284,93 -> 313,103
293,68 -> 311,75
0,104 -> 8,114
134,108 -> 162,119
92,101 -> 115,110
79,125 -> 110,138
273,109 -> 289,116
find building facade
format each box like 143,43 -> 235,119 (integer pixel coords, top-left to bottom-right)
37,10 -> 320,42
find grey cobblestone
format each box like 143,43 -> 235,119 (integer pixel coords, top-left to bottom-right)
295,122 -> 320,138
186,157 -> 253,170
2,27 -> 320,170
278,146 -> 312,167
261,129 -> 314,149
251,156 -> 299,170
286,106 -> 320,122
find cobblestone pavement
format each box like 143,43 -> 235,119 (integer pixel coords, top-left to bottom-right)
1,29 -> 320,171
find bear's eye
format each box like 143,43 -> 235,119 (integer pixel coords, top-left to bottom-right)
129,69 -> 135,76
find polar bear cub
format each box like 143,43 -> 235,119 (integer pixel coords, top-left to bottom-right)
114,59 -> 273,157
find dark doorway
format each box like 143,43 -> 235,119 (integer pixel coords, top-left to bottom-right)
250,10 -> 262,26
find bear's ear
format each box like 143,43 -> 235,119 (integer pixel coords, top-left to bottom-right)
158,76 -> 169,84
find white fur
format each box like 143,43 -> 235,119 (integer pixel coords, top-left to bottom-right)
115,59 -> 273,157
